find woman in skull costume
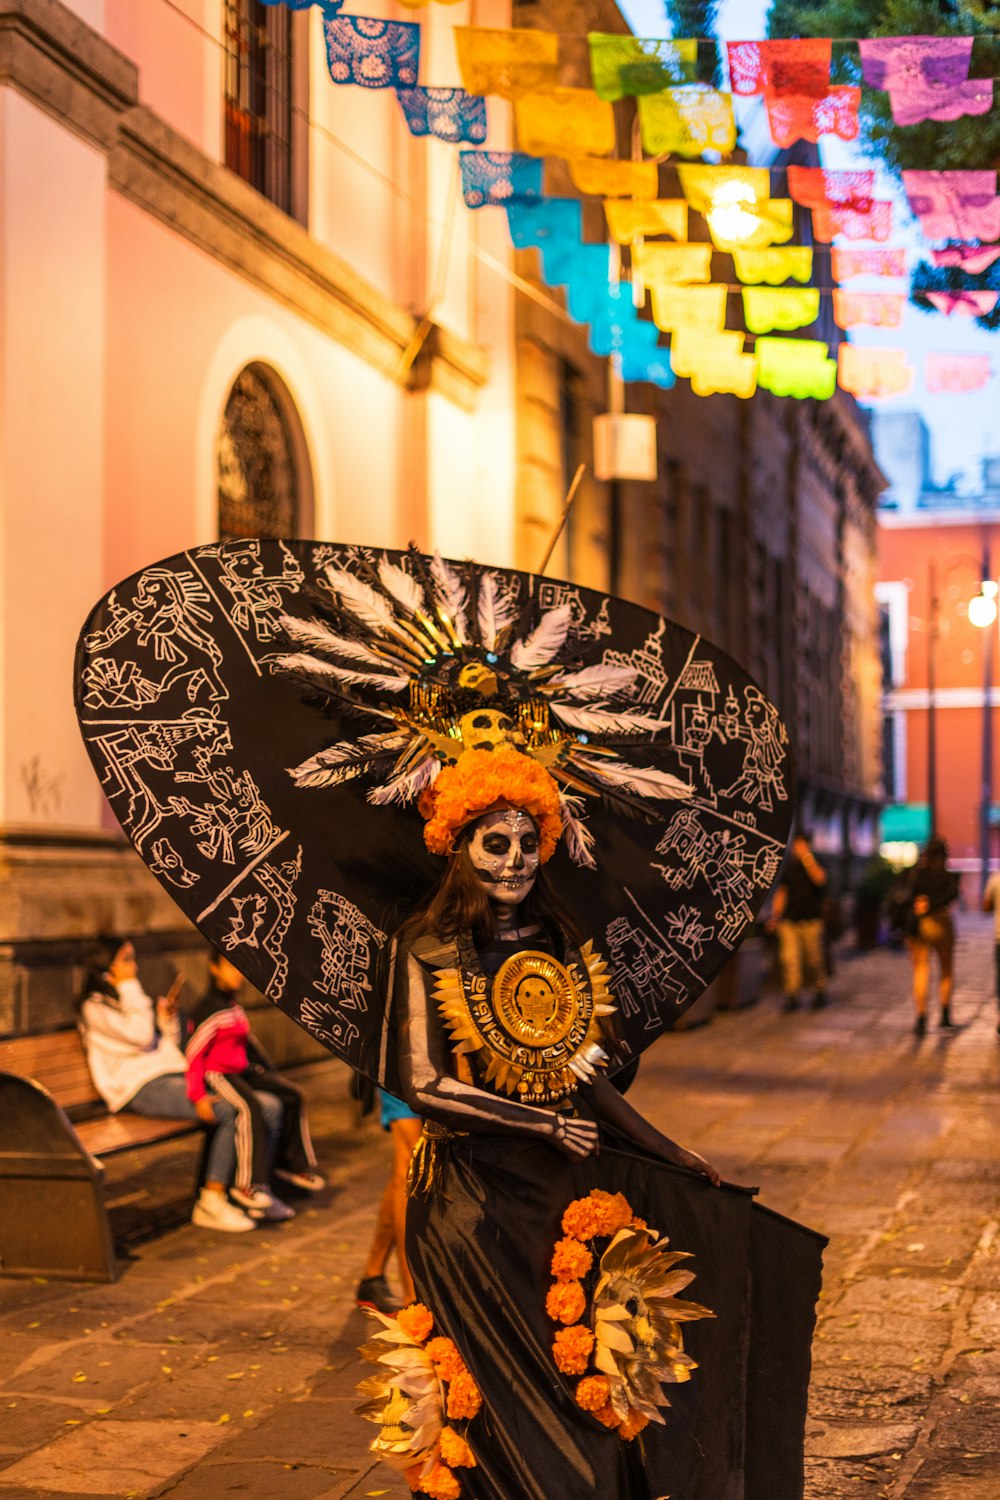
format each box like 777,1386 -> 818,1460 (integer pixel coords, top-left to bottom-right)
396,801 -> 720,1179
362,742 -> 724,1500
266,556 -> 820,1500
75,544 -> 824,1500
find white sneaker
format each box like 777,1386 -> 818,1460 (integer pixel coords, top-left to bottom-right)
259,1195 -> 296,1222
192,1190 -> 256,1233
230,1184 -> 276,1218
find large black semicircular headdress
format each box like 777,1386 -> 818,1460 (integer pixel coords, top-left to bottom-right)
74,539 -> 795,1092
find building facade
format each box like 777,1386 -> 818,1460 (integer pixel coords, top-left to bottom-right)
0,0 -> 519,1041
0,0 -> 885,1039
876,419 -> 1000,879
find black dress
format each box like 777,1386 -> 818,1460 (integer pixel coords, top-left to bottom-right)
393,928 -> 825,1500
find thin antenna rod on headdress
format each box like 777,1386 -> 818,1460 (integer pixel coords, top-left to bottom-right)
538,464 -> 586,578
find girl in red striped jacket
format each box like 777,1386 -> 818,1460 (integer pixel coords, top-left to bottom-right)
186,950 -> 324,1218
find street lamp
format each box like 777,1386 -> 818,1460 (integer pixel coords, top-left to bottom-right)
969,581 -> 998,629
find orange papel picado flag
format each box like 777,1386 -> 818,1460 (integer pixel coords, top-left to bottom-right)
837,344 -> 914,397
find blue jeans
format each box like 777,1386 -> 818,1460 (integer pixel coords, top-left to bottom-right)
125,1073 -> 281,1187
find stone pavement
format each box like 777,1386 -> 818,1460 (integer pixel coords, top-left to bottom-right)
2,916 -> 1000,1499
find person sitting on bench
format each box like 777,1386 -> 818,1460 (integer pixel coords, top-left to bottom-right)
77,935 -> 279,1233
185,950 -> 325,1221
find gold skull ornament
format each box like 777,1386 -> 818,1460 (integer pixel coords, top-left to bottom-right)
457,660 -> 499,697
514,975 -> 558,1030
459,708 -> 523,752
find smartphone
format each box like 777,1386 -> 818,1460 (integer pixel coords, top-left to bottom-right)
159,974 -> 186,1011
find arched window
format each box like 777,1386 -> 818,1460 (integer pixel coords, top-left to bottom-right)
217,364 -> 306,539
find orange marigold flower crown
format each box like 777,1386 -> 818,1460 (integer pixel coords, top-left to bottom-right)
418,746 -> 563,863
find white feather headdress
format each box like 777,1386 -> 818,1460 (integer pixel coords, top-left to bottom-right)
273,548 -> 692,866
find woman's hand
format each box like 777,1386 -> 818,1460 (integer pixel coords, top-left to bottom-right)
194,1096 -> 217,1124
673,1147 -> 722,1187
551,1115 -> 599,1160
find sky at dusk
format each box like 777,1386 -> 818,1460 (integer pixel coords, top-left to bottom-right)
617,0 -> 1000,487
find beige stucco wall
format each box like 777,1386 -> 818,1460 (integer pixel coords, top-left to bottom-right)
0,0 -> 518,1035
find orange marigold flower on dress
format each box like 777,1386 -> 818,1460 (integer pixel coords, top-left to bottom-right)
405,1462 -> 426,1492
552,1323 -> 595,1375
546,1279 -> 587,1326
618,1407 -> 650,1441
587,1189 -> 633,1238
593,1401 -> 622,1429
397,1303 -> 435,1343
551,1237 -> 593,1282
575,1375 -> 612,1413
425,1337 -> 465,1383
446,1369 -> 483,1421
418,1459 -> 462,1500
561,1197 -> 602,1241
630,1216 -> 650,1237
439,1426 -> 477,1468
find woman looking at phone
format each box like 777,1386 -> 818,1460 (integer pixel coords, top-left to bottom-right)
77,934 -> 280,1232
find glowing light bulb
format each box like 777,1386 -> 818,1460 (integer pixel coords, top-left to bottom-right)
968,591 -> 997,628
705,182 -> 760,244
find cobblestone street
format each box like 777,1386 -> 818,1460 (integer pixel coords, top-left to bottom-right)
2,917 -> 999,1499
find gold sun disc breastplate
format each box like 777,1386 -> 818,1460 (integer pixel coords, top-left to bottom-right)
492,951 -> 580,1049
432,939 -> 615,1106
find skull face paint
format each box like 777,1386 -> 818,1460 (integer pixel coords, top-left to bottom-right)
466,808 -> 540,909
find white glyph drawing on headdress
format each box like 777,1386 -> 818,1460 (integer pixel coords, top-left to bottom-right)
82,570 -> 227,706
308,890 -> 387,1010
605,913 -> 687,1032
220,846 -> 303,999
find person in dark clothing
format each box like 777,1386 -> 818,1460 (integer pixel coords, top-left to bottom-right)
187,951 -> 325,1216
770,830 -> 828,1011
980,869 -> 1000,1036
905,839 -> 960,1036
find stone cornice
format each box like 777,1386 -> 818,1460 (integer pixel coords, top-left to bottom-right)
0,0 -> 489,409
0,0 -> 137,149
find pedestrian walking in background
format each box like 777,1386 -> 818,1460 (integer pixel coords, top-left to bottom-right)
355,1089 -> 422,1314
981,867 -> 1000,1036
186,950 -> 325,1220
904,838 -> 960,1037
770,830 -> 829,1012
77,935 -> 258,1232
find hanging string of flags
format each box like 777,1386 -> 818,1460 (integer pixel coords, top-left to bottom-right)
264,3 -> 1000,402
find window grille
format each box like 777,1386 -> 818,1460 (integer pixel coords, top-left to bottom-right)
223,0 -> 294,214
217,366 -> 299,539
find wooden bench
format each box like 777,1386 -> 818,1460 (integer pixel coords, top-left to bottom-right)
0,1029 -> 207,1283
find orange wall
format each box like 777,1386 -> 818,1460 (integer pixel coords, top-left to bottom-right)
881,522 -> 1000,693
880,517 -> 1000,870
